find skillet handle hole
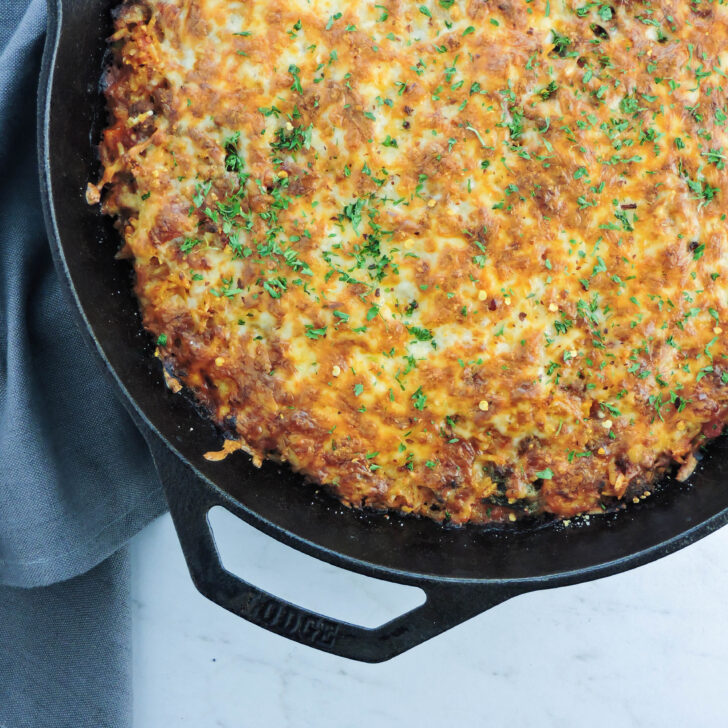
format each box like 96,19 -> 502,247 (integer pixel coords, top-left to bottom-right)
208,505 -> 425,629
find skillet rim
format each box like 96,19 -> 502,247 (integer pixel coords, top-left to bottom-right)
37,0 -> 728,594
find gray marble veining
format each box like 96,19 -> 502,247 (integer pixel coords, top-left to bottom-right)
132,513 -> 728,727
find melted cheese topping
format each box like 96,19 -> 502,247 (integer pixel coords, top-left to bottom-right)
95,0 -> 728,524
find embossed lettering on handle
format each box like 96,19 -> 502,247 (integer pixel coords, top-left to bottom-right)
243,592 -> 340,649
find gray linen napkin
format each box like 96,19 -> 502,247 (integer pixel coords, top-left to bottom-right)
0,549 -> 132,728
0,1 -> 168,725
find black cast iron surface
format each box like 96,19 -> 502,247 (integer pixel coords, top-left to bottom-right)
38,0 -> 728,662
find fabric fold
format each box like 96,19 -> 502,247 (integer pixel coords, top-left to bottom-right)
0,0 -> 166,590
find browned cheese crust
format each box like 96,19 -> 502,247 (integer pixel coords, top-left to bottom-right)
93,0 -> 728,524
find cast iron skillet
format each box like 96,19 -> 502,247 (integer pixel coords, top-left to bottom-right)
38,0 -> 728,663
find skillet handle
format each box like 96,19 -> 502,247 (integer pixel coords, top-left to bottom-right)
144,435 -> 521,663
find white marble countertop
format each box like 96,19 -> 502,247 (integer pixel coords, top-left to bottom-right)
131,510 -> 728,727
